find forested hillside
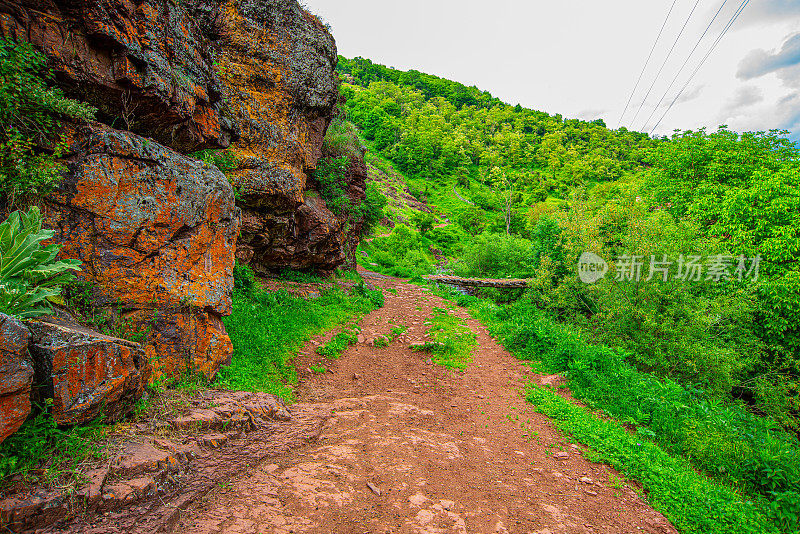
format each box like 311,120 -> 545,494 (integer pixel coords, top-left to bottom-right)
339,56 -> 800,533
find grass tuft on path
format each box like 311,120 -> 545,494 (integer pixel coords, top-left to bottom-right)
413,306 -> 476,369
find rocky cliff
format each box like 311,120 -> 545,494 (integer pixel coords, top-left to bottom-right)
0,0 -> 366,384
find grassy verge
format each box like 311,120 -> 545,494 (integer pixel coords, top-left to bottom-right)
0,403 -> 108,485
413,305 -> 476,369
468,295 -> 800,533
318,329 -> 359,359
527,385 -> 775,534
217,278 -> 383,401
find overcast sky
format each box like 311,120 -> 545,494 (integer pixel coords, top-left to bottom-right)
303,0 -> 800,140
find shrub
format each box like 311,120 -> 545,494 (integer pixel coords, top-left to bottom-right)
475,297 -> 800,529
454,232 -> 533,279
0,38 -> 96,203
323,116 -> 363,159
313,156 -> 351,215
233,261 -> 255,294
357,181 -> 387,234
0,206 -> 81,318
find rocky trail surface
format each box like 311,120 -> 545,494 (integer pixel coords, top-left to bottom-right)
175,273 -> 676,534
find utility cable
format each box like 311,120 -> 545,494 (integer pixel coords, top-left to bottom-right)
617,0 -> 679,128
629,0 -> 701,128
649,0 -> 750,135
640,0 -> 730,131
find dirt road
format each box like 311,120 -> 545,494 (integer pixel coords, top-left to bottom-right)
176,274 -> 676,534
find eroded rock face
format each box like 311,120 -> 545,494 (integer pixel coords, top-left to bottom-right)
0,315 -> 33,444
216,0 -> 360,273
0,391 -> 330,533
2,0 -> 364,277
43,124 -> 239,381
27,321 -> 146,426
0,0 -> 236,152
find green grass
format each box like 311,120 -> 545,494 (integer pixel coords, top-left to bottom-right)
318,330 -> 358,359
218,285 -> 380,400
0,401 -> 107,485
526,385 -> 776,534
469,296 -> 800,533
413,306 -> 476,369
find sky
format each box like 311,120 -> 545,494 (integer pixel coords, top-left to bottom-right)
302,0 -> 800,140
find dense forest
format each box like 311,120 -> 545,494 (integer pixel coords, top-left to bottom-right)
341,56 -> 800,532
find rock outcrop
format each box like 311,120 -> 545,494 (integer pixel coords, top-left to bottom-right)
0,315 -> 33,443
0,391 -> 330,533
217,0 -> 357,274
28,321 -> 146,425
0,317 -> 145,445
0,0 -> 236,152
43,124 -> 239,381
0,0 -> 365,383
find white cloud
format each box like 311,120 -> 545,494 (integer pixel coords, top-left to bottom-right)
738,32 -> 800,80
739,0 -> 800,25
718,85 -> 764,120
576,108 -> 608,121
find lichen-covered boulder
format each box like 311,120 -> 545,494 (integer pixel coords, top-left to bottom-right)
216,0 -> 353,273
0,0 -> 236,152
43,124 -> 240,381
28,321 -> 145,425
0,315 -> 33,444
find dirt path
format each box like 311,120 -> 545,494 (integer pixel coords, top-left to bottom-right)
176,275 -> 676,534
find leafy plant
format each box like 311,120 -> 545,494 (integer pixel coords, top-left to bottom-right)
312,156 -> 351,215
318,330 -> 358,358
0,206 -> 81,318
0,38 -> 96,203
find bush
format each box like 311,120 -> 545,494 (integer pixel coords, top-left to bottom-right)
0,206 -> 81,318
454,232 -> 533,279
357,181 -> 387,234
0,38 -> 96,203
313,156 -> 351,215
233,261 -> 255,294
323,116 -> 363,159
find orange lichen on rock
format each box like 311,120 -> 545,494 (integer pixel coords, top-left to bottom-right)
43,124 -> 239,382
0,315 -> 33,444
216,0 -> 365,273
28,321 -> 146,426
0,0 -> 236,152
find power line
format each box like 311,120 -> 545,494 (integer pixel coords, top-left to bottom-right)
629,0 -> 701,128
640,0 -> 730,131
617,0 -> 679,128
649,0 -> 750,135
